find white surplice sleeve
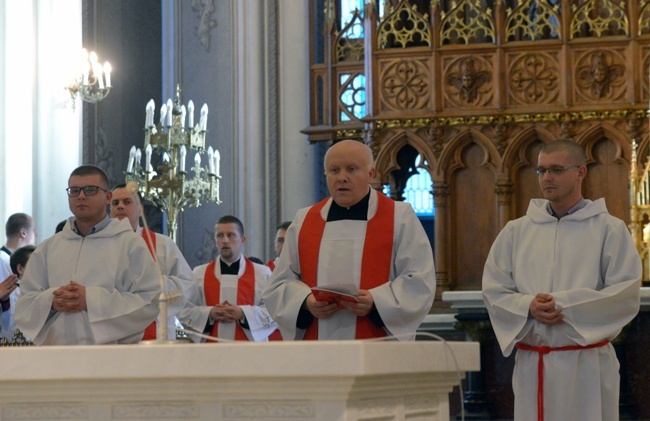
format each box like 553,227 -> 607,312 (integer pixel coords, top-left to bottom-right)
482,222 -> 536,356
370,203 -> 436,341
177,264 -> 212,341
83,236 -> 160,344
262,208 -> 312,341
552,220 -> 641,345
156,234 -> 195,317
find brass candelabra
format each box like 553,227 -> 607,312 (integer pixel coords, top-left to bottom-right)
125,85 -> 221,242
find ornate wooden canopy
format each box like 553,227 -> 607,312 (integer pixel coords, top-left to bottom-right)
305,0 -> 650,294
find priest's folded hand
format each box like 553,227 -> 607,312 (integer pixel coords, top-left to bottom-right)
304,293 -> 339,319
339,289 -> 373,317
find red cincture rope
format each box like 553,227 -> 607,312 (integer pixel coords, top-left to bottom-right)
515,340 -> 610,421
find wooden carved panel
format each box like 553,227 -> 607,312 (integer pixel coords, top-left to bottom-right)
642,44 -> 650,100
573,48 -> 627,103
450,143 -> 497,290
512,141 -> 544,218
583,137 -> 630,221
506,51 -> 561,107
378,58 -> 433,113
442,55 -> 494,108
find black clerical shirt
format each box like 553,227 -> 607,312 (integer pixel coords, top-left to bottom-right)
220,257 -> 240,275
326,191 -> 370,221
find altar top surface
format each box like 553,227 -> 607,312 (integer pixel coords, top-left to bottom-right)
1,340 -> 479,381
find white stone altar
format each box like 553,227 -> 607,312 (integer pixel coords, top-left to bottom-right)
0,340 -> 479,421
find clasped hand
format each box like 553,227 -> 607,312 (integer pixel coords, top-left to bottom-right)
305,289 -> 374,319
0,274 -> 19,301
529,292 -> 563,325
210,300 -> 243,323
52,281 -> 87,312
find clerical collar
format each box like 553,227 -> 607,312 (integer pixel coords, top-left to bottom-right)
327,191 -> 370,222
547,198 -> 586,219
220,256 -> 241,275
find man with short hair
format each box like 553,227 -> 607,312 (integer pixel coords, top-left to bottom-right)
265,221 -> 291,272
482,139 -> 642,420
110,183 -> 194,341
9,245 -> 35,280
15,165 -> 160,345
263,140 -> 436,341
0,213 -> 37,339
178,215 -> 277,342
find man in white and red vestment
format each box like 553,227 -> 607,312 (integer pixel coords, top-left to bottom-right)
179,215 -> 277,342
265,221 -> 290,272
110,184 -> 195,341
263,140 -> 436,341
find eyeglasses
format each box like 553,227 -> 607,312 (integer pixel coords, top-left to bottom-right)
66,186 -> 107,197
535,166 -> 581,176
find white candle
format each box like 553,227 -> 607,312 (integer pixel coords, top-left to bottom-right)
104,62 -> 111,88
160,104 -> 167,126
89,52 -> 103,89
82,61 -> 90,86
145,144 -> 152,171
135,148 -> 142,168
194,152 -> 201,167
162,152 -> 170,164
200,104 -> 209,130
166,99 -> 173,126
188,100 -> 194,129
181,105 -> 187,128
214,149 -> 220,177
145,100 -> 154,127
126,146 -> 136,173
207,147 -> 214,174
179,145 -> 187,172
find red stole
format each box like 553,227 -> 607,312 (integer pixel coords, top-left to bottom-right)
298,192 -> 394,340
141,229 -> 158,341
265,260 -> 275,272
204,258 -> 256,342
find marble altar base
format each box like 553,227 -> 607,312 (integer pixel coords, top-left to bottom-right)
0,341 -> 479,421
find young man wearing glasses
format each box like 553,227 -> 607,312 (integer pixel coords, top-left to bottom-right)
482,139 -> 641,420
15,165 -> 160,345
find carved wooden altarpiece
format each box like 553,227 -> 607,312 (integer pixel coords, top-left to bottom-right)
305,0 -> 650,295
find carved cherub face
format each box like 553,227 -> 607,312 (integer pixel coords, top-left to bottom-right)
591,54 -> 607,83
460,60 -> 476,88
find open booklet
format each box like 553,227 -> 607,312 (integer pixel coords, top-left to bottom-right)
311,283 -> 360,306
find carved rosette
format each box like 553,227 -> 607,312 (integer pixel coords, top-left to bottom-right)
443,55 -> 493,107
574,49 -> 626,102
508,52 -> 560,106
380,59 -> 431,111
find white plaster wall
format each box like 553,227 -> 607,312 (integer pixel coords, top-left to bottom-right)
277,0 -> 319,223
